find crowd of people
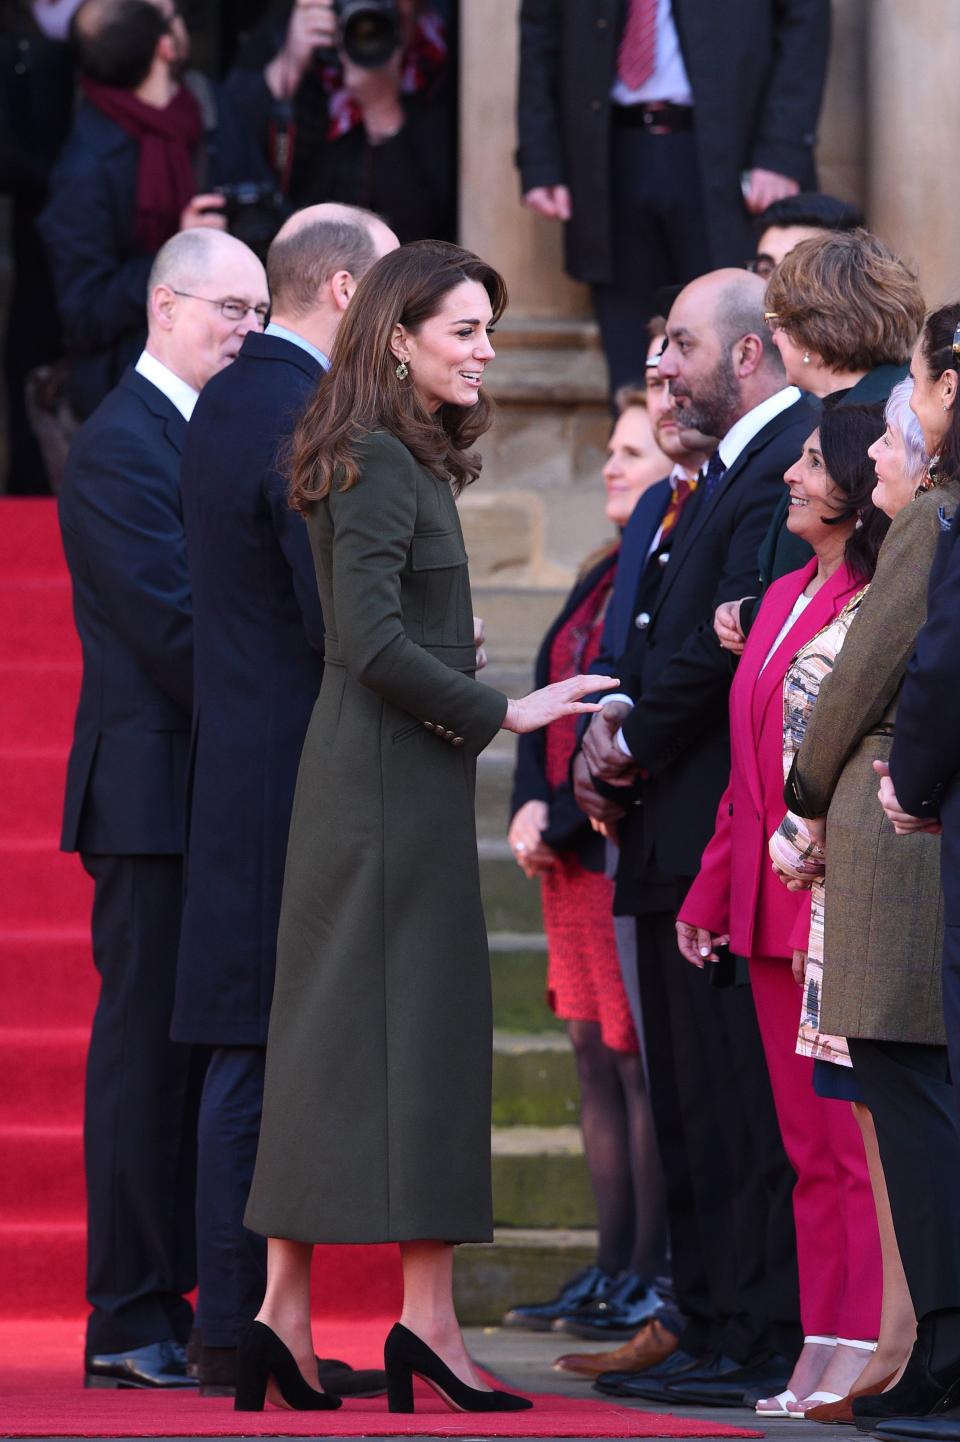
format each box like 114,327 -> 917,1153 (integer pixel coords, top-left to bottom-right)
15,0 -> 960,1437
503,200 -> 960,1437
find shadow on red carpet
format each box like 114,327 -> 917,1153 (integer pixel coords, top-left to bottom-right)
1,1320 -> 761,1438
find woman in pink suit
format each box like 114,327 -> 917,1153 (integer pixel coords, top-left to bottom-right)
677,401 -> 889,1414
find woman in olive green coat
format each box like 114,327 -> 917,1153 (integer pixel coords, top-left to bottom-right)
240,242 -> 615,1412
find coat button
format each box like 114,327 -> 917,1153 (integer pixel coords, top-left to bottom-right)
596,16 -> 608,27
452,736 -> 465,747
657,551 -> 670,567
424,721 -> 436,731
590,99 -> 602,111
634,611 -> 651,630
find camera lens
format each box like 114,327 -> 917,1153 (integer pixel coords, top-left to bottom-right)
338,0 -> 399,69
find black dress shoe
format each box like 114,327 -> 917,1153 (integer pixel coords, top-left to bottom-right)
198,1342 -> 387,1398
502,1264 -> 614,1331
612,1351 -> 746,1404
854,1327 -> 960,1432
874,1411 -> 960,1442
84,1339 -> 197,1389
592,1348 -> 714,1398
553,1272 -> 661,1339
665,1354 -> 791,1407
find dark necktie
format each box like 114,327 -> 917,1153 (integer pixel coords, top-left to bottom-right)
702,451 -> 727,498
618,0 -> 658,89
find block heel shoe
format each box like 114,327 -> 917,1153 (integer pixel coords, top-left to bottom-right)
384,1322 -> 533,1413
233,1321 -> 343,1412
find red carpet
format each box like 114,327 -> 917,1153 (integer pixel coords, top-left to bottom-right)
0,502 -> 760,1437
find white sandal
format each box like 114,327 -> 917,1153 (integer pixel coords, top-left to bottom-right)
800,1390 -> 843,1409
755,1389 -> 802,1416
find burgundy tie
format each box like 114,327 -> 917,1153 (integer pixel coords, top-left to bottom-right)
618,0 -> 659,90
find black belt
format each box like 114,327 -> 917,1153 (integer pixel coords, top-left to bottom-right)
611,101 -> 693,135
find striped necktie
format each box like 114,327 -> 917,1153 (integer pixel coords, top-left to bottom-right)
658,475 -> 697,544
618,0 -> 659,89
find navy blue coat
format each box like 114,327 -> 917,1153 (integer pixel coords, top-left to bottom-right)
889,506 -> 960,928
38,83 -> 267,421
58,367 -> 193,855
172,331 -> 325,1047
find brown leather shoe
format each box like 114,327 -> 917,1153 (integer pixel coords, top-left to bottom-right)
804,1371 -> 898,1424
554,1317 -> 679,1377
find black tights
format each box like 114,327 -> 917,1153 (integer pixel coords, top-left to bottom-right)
567,1017 -> 668,1279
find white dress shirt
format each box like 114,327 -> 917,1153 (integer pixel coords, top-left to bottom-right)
134,349 -> 199,422
611,0 -> 694,107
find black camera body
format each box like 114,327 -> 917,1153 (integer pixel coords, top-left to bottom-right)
335,0 -> 399,68
215,182 -> 286,262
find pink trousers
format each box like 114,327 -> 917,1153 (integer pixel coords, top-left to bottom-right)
749,956 -> 882,1338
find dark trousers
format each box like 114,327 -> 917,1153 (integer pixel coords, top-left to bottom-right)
591,122 -> 712,397
195,1045 -> 267,1347
81,853 -> 203,1356
635,908 -> 801,1364
848,1036 -> 960,1321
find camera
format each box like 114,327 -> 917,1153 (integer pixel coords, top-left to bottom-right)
215,182 -> 286,262
335,0 -> 399,69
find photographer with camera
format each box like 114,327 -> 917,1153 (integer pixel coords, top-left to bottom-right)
39,0 -> 273,422
226,0 -> 455,244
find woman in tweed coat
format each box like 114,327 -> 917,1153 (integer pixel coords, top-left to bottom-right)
786,343 -> 960,1424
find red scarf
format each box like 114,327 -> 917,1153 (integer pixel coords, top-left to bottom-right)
80,76 -> 203,253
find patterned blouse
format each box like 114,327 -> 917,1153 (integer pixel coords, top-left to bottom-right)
770,587 -> 868,1066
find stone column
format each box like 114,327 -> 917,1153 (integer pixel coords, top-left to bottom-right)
866,0 -> 960,303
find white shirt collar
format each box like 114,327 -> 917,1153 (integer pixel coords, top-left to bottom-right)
265,321 -> 331,371
669,462 -> 699,491
717,386 -> 801,472
135,349 -> 199,421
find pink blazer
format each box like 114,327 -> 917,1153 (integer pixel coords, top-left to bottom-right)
680,559 -> 862,960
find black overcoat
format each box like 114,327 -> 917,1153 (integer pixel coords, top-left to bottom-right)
172,331 -> 325,1047
58,367 -> 193,855
614,393 -> 819,902
516,0 -> 829,284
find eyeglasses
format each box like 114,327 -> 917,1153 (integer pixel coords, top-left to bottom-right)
952,322 -> 960,360
763,311 -> 781,332
172,291 -> 269,326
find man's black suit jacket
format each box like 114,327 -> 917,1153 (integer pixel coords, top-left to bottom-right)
614,393 -> 820,905
890,507 -> 960,928
516,0 -> 828,286
172,331 -> 325,1047
58,366 -> 193,855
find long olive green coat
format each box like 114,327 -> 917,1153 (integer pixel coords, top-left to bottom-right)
245,431 -> 507,1244
790,483 -> 960,1045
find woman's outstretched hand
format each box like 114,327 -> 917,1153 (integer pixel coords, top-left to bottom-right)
502,676 -> 620,734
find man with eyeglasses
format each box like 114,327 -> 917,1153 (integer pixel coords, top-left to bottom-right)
57,226 -> 268,1391
39,0 -> 270,423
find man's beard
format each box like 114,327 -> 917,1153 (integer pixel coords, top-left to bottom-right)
671,356 -> 740,440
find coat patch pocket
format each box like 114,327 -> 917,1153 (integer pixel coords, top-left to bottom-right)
410,530 -> 467,571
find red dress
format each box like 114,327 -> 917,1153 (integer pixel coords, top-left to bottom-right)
540,563 -> 639,1054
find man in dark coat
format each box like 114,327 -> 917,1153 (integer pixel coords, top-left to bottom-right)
38,0 -> 269,421
516,0 -> 830,393
574,270 -> 818,1403
58,227 -> 269,1387
173,202 -> 397,1395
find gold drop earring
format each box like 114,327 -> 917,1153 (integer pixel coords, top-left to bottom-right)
396,359 -> 409,380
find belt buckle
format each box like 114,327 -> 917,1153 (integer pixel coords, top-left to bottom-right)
642,105 -> 671,136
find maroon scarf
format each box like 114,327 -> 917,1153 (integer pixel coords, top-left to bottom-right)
80,76 -> 203,252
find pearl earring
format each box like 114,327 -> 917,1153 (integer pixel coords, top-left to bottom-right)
802,352 -> 811,365
395,359 -> 409,380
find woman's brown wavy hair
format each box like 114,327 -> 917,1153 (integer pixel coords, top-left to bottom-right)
288,240 -> 508,515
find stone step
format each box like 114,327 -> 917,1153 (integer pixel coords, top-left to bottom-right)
475,749 -> 513,842
491,1126 -> 595,1229
492,1031 -> 578,1127
453,1226 -> 597,1326
473,587 -> 568,664
479,840 -> 543,934
489,933 -> 561,1033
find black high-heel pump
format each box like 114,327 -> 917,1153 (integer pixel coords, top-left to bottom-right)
384,1322 -> 533,1413
234,1321 -> 343,1412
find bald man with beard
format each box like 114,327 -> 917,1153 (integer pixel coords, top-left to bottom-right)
58,229 -> 269,1390
172,204 -> 398,1398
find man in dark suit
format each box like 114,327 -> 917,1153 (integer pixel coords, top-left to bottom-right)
173,202 -> 397,1395
516,0 -> 830,393
574,270 -> 817,1403
59,226 -> 269,1388
38,0 -> 269,420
